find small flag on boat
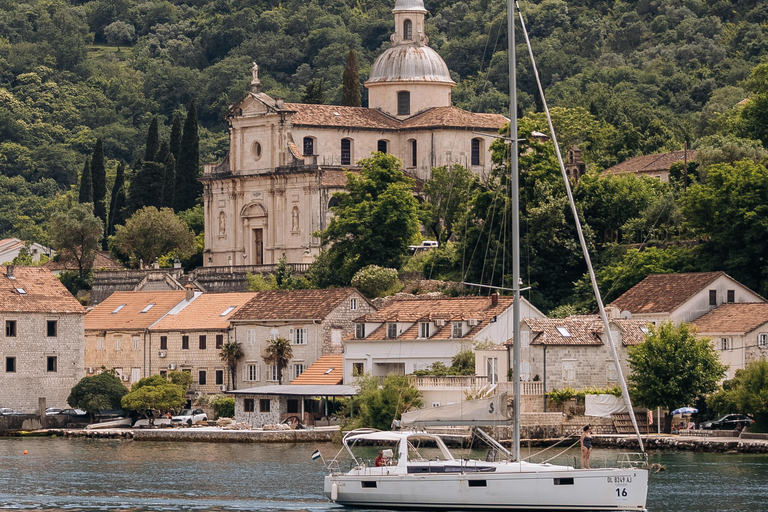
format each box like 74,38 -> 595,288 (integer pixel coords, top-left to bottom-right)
311,449 -> 322,460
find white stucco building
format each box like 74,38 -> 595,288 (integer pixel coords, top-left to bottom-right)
201,0 -> 507,267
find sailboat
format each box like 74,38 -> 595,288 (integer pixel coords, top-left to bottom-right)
324,0 -> 649,509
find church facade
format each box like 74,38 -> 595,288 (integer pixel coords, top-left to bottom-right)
202,0 -> 507,267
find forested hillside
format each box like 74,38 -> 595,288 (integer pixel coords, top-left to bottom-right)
2,0 -> 768,310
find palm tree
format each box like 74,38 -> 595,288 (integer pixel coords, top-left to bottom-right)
263,336 -> 293,385
219,341 -> 244,390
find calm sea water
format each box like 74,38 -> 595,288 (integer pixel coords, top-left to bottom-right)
0,437 -> 766,512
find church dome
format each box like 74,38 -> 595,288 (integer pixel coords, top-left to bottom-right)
367,44 -> 454,84
393,0 -> 427,12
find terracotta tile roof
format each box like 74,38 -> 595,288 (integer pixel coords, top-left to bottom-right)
290,355 -> 343,385
610,272 -> 728,315
320,169 -> 349,187
402,106 -> 508,130
0,266 -> 84,313
44,251 -> 126,271
604,150 -> 698,176
85,291 -> 187,331
231,289 -> 363,321
692,303 -> 768,335
151,292 -> 256,331
526,316 -> 649,346
354,295 -> 514,340
285,103 -> 400,130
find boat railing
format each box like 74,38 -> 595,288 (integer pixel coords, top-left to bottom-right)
616,452 -> 649,469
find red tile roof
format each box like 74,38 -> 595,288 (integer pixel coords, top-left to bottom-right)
320,169 -> 349,187
0,266 -> 84,313
44,251 -> 126,272
285,103 -> 400,130
354,295 -> 514,340
85,291 -> 187,331
231,289 -> 364,321
526,316 -> 648,346
151,292 -> 256,331
610,272 -> 727,315
692,303 -> 768,335
604,150 -> 698,176
402,107 -> 507,130
290,355 -> 343,385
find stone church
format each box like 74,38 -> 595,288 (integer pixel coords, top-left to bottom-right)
202,0 -> 508,268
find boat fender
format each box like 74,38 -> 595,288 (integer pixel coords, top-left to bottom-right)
331,482 -> 338,501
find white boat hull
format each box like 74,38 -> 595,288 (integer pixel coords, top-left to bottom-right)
324,467 -> 648,511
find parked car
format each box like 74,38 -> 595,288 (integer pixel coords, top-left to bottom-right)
45,407 -> 64,416
171,408 -> 207,426
0,408 -> 19,415
408,240 -> 439,253
96,409 -> 126,420
58,408 -> 88,418
700,414 -> 754,431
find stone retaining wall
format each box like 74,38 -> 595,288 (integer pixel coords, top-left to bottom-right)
132,428 -> 337,443
593,435 -> 768,453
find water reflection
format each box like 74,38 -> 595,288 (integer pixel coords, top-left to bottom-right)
1,437 -> 767,512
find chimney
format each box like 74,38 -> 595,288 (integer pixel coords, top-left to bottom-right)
6,265 -> 14,279
276,98 -> 284,108
491,292 -> 499,306
185,284 -> 195,301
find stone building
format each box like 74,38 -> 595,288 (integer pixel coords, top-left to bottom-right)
608,271 -> 765,326
201,0 -> 508,267
228,288 -> 373,390
603,149 -> 697,182
84,290 -> 190,385
692,302 -> 768,380
148,291 -> 255,393
0,266 -> 85,412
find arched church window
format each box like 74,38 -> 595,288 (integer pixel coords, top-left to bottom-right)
471,138 -> 482,166
251,141 -> 262,161
403,19 -> 413,40
341,138 -> 352,166
397,91 -> 410,116
328,197 -> 340,208
409,139 -> 417,168
303,137 -> 314,156
378,140 -> 388,154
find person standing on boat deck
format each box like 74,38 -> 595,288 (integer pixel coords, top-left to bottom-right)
375,451 -> 385,467
580,425 -> 593,469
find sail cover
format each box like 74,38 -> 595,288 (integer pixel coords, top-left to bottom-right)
400,393 -> 511,427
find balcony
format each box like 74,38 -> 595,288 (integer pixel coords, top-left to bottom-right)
407,376 -> 544,396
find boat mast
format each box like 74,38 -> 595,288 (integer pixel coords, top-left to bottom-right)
508,0 -> 521,463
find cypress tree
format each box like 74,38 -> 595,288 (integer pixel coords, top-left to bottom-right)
78,157 -> 92,204
301,78 -> 325,104
169,113 -> 182,163
342,49 -> 361,107
127,160 -> 164,214
174,101 -> 201,212
91,139 -> 107,239
145,117 -> 160,162
157,142 -> 175,208
108,162 -> 126,238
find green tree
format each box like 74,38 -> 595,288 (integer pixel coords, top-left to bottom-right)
78,157 -> 92,204
168,370 -> 194,390
50,203 -> 104,280
145,117 -> 160,163
342,49 -> 361,107
103,21 -> 135,47
111,206 -> 195,267
420,164 -> 479,244
67,372 -> 127,422
91,139 -> 107,247
314,153 -> 420,285
681,160 -> 768,296
263,336 -> 293,385
121,374 -> 186,424
108,162 -> 126,238
246,255 -> 310,290
707,361 -> 768,431
174,101 -> 201,213
219,341 -> 244,390
350,265 -> 399,298
161,150 -> 176,209
628,322 -> 726,433
343,373 -> 422,430
301,78 -> 325,104
126,160 -> 163,215
169,113 -> 182,163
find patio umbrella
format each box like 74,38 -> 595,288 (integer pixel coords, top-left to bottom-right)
671,407 -> 698,415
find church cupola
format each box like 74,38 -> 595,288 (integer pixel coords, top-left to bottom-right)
365,0 -> 455,118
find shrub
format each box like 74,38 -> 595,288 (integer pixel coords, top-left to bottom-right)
351,265 -> 401,297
